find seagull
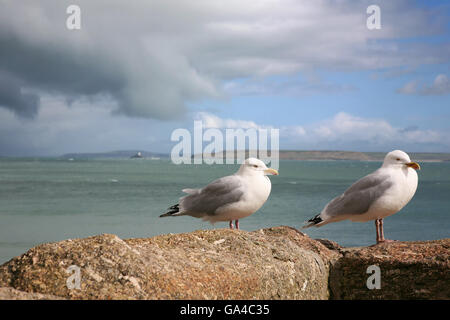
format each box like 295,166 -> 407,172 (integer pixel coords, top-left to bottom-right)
160,158 -> 279,229
303,150 -> 420,244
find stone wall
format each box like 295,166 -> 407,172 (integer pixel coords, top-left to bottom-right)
0,226 -> 448,300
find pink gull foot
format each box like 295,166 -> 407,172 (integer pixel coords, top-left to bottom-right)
376,219 -> 397,244
377,239 -> 397,244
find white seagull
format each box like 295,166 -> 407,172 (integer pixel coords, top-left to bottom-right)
160,158 -> 279,229
304,150 -> 420,244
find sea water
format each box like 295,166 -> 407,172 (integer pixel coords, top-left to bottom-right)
0,158 -> 449,264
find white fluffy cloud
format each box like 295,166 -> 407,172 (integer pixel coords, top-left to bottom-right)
1,1 -> 449,155
310,112 -> 444,145
397,74 -> 450,95
423,74 -> 450,95
312,112 -> 396,141
0,0 -> 448,119
0,96 -> 178,156
195,112 -> 448,151
1,105 -> 448,156
195,112 -> 264,129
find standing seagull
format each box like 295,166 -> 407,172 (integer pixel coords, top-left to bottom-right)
160,158 -> 278,229
304,150 -> 420,244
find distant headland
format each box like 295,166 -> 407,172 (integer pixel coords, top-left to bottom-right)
59,150 -> 450,162
60,150 -> 168,160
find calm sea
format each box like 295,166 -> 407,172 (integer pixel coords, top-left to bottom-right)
0,158 -> 449,264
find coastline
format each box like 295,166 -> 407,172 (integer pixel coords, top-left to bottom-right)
0,226 -> 448,300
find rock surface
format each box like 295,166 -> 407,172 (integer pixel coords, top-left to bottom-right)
0,226 -> 338,300
0,226 -> 448,300
329,239 -> 450,299
0,287 -> 65,300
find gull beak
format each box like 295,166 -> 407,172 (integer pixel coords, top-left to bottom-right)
264,168 -> 279,176
405,162 -> 421,170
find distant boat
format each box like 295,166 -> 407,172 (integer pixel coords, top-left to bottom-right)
150,157 -> 160,160
130,152 -> 144,159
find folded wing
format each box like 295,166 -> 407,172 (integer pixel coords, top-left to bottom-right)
180,175 -> 245,218
323,171 -> 393,220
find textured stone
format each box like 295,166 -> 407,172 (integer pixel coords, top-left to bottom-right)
0,227 -> 448,300
0,226 -> 337,300
329,239 -> 450,299
0,287 -> 65,300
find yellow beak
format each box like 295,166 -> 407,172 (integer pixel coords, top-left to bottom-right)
406,162 -> 420,170
264,168 -> 279,176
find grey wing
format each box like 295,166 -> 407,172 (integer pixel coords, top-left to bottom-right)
323,171 -> 393,219
180,175 -> 244,217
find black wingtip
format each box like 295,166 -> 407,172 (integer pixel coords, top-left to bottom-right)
308,214 -> 323,225
160,204 -> 180,217
302,213 -> 322,229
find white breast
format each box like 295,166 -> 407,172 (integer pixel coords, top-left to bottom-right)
368,167 -> 418,220
246,175 -> 272,207
214,175 -> 272,222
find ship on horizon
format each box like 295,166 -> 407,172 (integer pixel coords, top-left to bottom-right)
130,152 -> 144,159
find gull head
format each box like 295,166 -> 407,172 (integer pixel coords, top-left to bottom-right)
237,158 -> 279,176
383,150 -> 420,170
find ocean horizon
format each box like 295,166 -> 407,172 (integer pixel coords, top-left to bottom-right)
0,157 -> 449,264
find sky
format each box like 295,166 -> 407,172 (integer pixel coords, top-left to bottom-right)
0,0 -> 449,156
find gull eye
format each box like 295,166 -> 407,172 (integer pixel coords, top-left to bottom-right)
396,158 -> 401,161
253,165 -> 258,168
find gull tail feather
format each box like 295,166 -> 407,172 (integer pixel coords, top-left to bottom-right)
302,213 -> 324,229
182,188 -> 199,195
160,204 -> 182,217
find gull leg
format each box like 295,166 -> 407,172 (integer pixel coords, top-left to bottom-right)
375,219 -> 381,244
235,220 -> 239,230
378,219 -> 396,243
229,221 -> 234,229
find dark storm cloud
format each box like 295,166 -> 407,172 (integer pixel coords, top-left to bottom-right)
0,0 -> 449,120
0,71 -> 39,118
0,34 -> 126,117
0,18 -> 190,119
0,1 -> 219,120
